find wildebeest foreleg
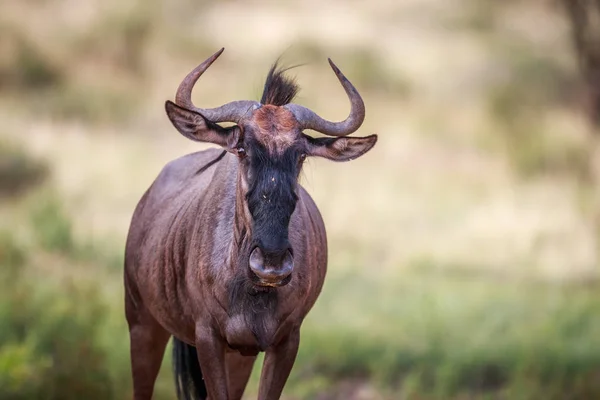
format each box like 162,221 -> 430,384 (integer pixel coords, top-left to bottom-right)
257,329 -> 300,400
225,352 -> 257,399
195,326 -> 229,399
126,303 -> 170,400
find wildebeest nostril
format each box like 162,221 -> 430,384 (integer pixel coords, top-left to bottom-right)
249,247 -> 293,286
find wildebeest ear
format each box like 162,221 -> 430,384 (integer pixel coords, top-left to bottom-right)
165,100 -> 239,149
304,134 -> 377,162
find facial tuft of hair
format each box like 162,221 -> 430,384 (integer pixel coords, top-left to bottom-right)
260,62 -> 300,106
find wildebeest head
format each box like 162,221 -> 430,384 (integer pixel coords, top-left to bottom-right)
165,48 -> 377,287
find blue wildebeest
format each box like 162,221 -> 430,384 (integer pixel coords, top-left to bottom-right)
124,48 -> 377,400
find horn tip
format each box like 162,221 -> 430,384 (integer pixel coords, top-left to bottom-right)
212,47 -> 225,59
327,58 -> 343,76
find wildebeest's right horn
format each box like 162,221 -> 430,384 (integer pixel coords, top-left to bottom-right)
285,59 -> 365,136
175,48 -> 260,124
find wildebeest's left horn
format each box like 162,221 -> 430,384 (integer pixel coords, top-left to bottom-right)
175,48 -> 260,123
285,59 -> 365,136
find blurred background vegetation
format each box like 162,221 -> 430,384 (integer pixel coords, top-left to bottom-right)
1,0 -> 600,399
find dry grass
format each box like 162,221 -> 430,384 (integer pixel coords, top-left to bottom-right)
2,0 -> 595,279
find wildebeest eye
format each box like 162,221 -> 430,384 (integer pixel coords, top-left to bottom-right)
237,147 -> 246,158
299,153 -> 307,162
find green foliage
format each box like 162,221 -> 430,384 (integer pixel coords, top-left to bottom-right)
0,342 -> 51,398
0,274 -> 117,399
30,196 -> 74,254
27,193 -> 125,270
0,231 -> 25,268
264,270 -> 600,399
0,219 -> 128,400
4,182 -> 600,400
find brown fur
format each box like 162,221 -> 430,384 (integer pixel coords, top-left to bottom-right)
126,56 -> 377,400
251,105 -> 299,155
124,148 -> 327,400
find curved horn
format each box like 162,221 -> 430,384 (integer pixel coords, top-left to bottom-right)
175,48 -> 259,123
285,59 -> 365,136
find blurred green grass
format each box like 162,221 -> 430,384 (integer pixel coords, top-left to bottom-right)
289,271 -> 600,399
2,190 -> 600,399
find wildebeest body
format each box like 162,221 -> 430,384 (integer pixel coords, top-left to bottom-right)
125,148 -> 327,352
124,48 -> 376,400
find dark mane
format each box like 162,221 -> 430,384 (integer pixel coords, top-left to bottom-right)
228,270 -> 278,351
260,62 -> 300,106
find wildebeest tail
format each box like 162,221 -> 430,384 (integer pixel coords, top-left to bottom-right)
172,337 -> 207,400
